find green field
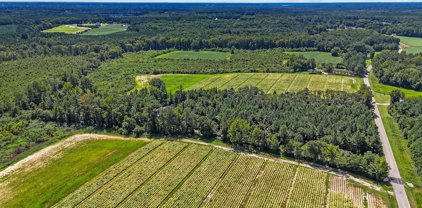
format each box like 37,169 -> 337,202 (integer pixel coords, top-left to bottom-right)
42,25 -> 90,34
396,36 -> 422,54
7,140 -> 386,208
82,24 -> 128,36
156,51 -> 231,60
137,73 -> 362,94
0,139 -> 147,207
284,51 -> 342,64
369,71 -> 422,104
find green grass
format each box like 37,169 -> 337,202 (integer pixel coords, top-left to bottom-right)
135,73 -> 362,94
42,25 -> 90,34
369,71 -> 422,103
377,106 -> 422,207
396,36 -> 422,54
82,24 -> 128,36
0,139 -> 147,208
156,51 -> 231,60
159,74 -> 213,93
284,51 -> 342,64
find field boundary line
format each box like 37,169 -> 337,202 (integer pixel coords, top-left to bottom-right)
199,153 -> 240,206
220,74 -> 240,89
201,76 -> 222,89
267,74 -> 284,94
323,173 -> 330,208
285,165 -> 299,207
234,73 -> 255,89
114,144 -> 191,207
286,74 -> 299,92
69,141 -> 165,207
307,75 -> 316,89
157,148 -> 213,207
324,76 -> 330,91
241,160 -> 267,208
341,78 -> 344,91
254,74 -> 270,88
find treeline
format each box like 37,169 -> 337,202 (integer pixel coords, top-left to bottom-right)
0,28 -> 397,64
389,98 -> 422,178
373,52 -> 422,90
3,71 -> 388,180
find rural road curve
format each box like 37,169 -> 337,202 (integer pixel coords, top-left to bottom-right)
365,66 -> 411,208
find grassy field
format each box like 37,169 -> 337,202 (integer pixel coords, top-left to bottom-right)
369,71 -> 422,104
42,25 -> 90,34
82,24 -> 128,36
284,51 -> 342,64
396,36 -> 422,54
136,73 -> 362,94
0,139 -> 147,207
33,140 -> 391,208
156,51 -> 231,60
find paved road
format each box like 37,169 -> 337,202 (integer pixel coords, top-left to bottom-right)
364,66 -> 411,208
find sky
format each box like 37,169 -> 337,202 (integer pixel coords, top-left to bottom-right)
2,0 -> 422,2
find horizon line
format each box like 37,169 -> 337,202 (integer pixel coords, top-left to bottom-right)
2,0 -> 422,3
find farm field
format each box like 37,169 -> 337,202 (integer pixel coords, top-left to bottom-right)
81,24 -> 128,36
0,139 -> 147,207
155,51 -> 231,60
0,138 -> 390,208
284,51 -> 342,64
137,73 -> 362,94
42,24 -> 90,34
396,36 -> 422,54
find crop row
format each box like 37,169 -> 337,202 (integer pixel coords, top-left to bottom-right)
161,149 -> 238,208
76,142 -> 188,208
201,154 -> 264,208
286,167 -> 328,208
119,145 -> 211,208
245,160 -> 297,208
367,193 -> 387,208
328,176 -> 364,208
54,140 -> 164,208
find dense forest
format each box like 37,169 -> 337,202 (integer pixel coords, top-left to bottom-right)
389,98 -> 422,178
0,68 -> 387,180
373,52 -> 422,90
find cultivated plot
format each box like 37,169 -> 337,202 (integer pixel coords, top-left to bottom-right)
136,73 -> 361,94
37,141 -> 391,208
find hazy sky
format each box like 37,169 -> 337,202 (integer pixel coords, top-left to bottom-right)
2,0 -> 422,2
